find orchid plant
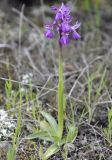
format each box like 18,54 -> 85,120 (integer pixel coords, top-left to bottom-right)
27,2 -> 81,159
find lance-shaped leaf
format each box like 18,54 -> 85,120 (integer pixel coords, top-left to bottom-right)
41,111 -> 58,134
43,144 -> 59,160
26,130 -> 54,142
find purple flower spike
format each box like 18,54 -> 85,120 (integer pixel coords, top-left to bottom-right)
44,2 -> 81,45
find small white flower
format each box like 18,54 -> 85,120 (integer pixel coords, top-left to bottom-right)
22,73 -> 33,84
0,109 -> 8,121
20,87 -> 26,92
1,129 -> 7,136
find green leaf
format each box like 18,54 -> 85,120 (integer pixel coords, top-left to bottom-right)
39,145 -> 44,160
41,111 -> 58,133
43,144 -> 59,160
66,125 -> 78,143
7,145 -> 16,160
26,130 -> 54,142
39,120 -> 51,130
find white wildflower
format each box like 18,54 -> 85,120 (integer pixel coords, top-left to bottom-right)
0,109 -> 8,121
22,73 -> 33,84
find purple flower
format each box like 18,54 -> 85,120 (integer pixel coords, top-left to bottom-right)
61,22 -> 71,33
44,30 -> 54,38
51,5 -> 58,12
44,2 -> 81,45
71,21 -> 81,31
72,31 -> 81,40
59,34 -> 69,45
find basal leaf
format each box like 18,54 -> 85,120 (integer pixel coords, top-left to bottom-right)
41,111 -> 58,133
43,144 -> 59,160
26,130 -> 54,142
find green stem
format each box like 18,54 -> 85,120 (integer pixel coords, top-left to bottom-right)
58,47 -> 64,139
